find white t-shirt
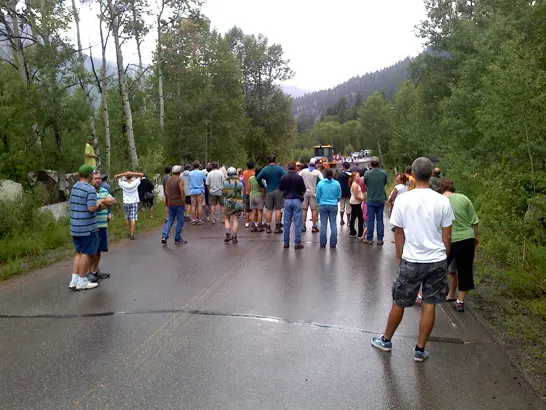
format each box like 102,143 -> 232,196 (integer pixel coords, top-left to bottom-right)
395,184 -> 408,196
300,167 -> 323,197
390,188 -> 455,263
119,177 -> 141,204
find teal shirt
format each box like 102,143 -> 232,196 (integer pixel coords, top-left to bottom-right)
316,179 -> 341,206
364,168 -> 388,203
96,187 -> 113,229
256,164 -> 286,193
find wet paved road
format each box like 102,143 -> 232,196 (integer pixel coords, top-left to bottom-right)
0,218 -> 544,409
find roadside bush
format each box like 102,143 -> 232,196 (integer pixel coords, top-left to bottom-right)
443,159 -> 546,301
0,189 -> 70,263
0,188 -> 45,239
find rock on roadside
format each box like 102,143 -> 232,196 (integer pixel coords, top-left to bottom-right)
0,180 -> 23,201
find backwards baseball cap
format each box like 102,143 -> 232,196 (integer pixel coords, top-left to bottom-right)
78,164 -> 94,177
172,165 -> 182,174
309,158 -> 316,165
87,135 -> 94,141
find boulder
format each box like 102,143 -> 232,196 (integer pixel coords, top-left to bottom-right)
0,180 -> 23,201
40,202 -> 69,221
27,170 -> 60,205
152,173 -> 162,186
154,184 -> 165,200
61,172 -> 80,199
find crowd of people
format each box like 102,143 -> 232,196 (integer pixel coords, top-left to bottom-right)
73,138 -> 481,362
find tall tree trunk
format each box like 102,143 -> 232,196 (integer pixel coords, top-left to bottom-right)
71,0 -> 99,164
99,11 -> 111,174
132,4 -> 145,90
108,0 -> 139,168
8,1 -> 28,83
8,1 -> 41,149
157,12 -> 165,131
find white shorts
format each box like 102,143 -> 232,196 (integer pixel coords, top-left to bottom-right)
339,198 -> 351,214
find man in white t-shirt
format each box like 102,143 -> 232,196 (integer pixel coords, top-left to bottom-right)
299,158 -> 324,233
206,161 -> 226,223
114,171 -> 144,240
371,157 -> 454,362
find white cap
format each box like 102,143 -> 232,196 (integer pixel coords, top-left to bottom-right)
309,158 -> 316,165
227,167 -> 237,176
172,165 -> 182,174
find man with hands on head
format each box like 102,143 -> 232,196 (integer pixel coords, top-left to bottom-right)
114,170 -> 144,240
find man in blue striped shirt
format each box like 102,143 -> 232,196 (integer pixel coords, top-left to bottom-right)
69,165 -> 106,291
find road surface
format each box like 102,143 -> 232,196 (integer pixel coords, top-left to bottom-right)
0,219 -> 544,409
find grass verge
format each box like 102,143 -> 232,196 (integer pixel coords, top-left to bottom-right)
0,201 -> 165,281
471,257 -> 546,401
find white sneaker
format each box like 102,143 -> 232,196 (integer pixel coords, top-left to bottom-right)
245,223 -> 250,228
76,280 -> 99,291
68,279 -> 78,290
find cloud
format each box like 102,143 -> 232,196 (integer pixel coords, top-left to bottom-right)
67,0 -> 427,90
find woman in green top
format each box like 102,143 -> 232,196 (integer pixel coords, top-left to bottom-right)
437,178 -> 480,312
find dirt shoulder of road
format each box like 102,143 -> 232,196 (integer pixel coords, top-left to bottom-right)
470,275 -> 546,403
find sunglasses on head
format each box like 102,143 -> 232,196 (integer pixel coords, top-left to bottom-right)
92,170 -> 101,175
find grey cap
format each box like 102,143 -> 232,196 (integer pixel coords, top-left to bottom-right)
172,165 -> 182,174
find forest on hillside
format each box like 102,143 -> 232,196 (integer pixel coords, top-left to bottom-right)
0,0 -> 296,182
292,58 -> 411,130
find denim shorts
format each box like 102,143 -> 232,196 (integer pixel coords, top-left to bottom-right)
392,259 -> 448,307
73,231 -> 99,255
97,228 -> 109,253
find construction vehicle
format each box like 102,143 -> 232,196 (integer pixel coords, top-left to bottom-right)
313,144 -> 337,168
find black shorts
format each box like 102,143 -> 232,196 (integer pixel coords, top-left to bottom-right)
392,259 -> 448,307
447,238 -> 476,292
185,195 -> 191,205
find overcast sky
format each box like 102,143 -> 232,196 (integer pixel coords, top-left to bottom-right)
74,0 -> 427,91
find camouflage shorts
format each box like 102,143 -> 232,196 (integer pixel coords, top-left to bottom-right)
392,259 -> 448,307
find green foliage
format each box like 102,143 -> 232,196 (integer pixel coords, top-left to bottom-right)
300,1 -> 546,336
0,189 -> 70,263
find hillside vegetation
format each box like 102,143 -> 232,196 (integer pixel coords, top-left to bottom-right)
292,58 -> 411,130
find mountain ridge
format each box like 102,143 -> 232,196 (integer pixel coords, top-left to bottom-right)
292,57 -> 412,129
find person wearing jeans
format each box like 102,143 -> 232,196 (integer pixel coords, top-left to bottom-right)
162,206 -> 185,244
364,157 -> 388,245
316,168 -> 342,248
162,165 -> 187,246
283,199 -> 303,248
367,202 -> 385,242
279,161 -> 306,249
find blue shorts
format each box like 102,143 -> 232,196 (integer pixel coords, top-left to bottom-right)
73,231 -> 99,255
97,228 -> 109,253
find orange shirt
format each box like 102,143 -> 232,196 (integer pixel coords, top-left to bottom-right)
242,169 -> 255,195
